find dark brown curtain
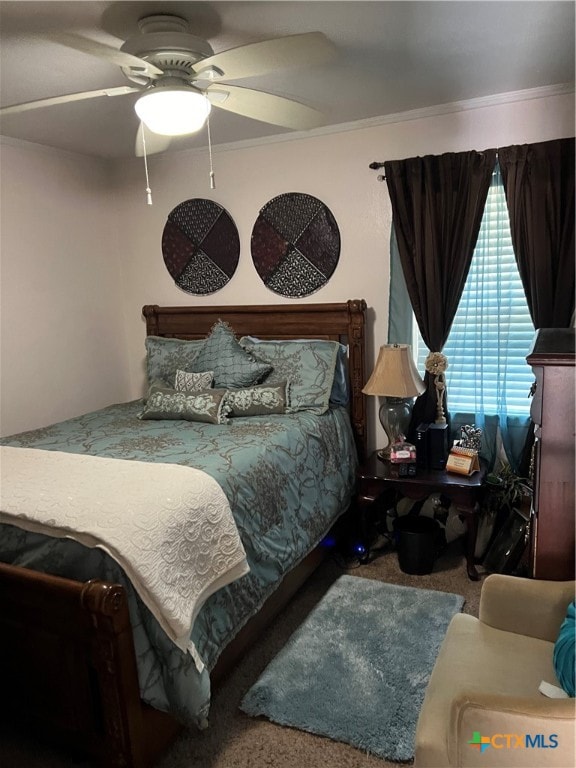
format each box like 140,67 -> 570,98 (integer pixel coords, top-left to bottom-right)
384,149 -> 497,436
498,137 -> 575,329
499,137 -> 575,476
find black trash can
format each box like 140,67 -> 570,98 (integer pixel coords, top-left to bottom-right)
394,515 -> 441,575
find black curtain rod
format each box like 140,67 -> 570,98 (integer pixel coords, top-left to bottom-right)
369,161 -> 386,181
369,149 -> 501,172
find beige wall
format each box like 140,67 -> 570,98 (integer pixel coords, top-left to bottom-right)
0,140 -> 130,436
1,88 -> 574,446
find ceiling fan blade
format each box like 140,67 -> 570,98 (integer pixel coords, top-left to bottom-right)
0,86 -> 139,116
51,32 -> 163,77
135,124 -> 172,157
207,84 -> 325,130
193,32 -> 336,81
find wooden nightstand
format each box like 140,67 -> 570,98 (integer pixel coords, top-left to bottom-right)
356,451 -> 487,580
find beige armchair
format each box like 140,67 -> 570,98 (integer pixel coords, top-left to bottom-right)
415,574 -> 575,767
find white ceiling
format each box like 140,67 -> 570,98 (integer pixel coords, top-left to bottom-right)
0,1 -> 574,160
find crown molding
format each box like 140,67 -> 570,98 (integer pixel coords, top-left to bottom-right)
188,82 -> 575,157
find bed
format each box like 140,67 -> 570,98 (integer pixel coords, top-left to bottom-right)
0,300 -> 367,768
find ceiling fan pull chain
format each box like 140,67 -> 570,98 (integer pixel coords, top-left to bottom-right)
207,112 -> 215,190
140,122 -> 153,205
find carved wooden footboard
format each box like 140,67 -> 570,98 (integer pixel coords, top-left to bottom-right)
0,562 -> 180,767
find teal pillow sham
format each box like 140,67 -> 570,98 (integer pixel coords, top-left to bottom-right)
240,337 -> 339,414
554,600 -> 575,697
192,321 -> 272,389
139,384 -> 230,424
224,381 -> 288,417
243,336 -> 348,406
145,336 -> 204,388
331,343 -> 349,406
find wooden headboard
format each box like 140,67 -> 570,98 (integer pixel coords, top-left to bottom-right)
142,300 -> 368,459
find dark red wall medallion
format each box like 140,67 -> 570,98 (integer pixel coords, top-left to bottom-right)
251,193 -> 340,298
162,199 -> 240,295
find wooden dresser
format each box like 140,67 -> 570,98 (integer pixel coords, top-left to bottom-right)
526,328 -> 575,580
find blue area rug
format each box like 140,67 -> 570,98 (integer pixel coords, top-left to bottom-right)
240,575 -> 464,761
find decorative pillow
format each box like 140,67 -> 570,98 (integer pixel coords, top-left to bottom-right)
225,381 -> 288,417
174,369 -> 214,393
139,384 -> 229,424
242,337 -> 348,405
240,337 -> 339,414
192,320 -> 272,389
145,336 -> 204,388
554,600 -> 575,697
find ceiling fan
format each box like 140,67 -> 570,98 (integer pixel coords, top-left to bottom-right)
0,14 -> 336,156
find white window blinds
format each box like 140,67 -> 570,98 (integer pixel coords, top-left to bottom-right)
414,165 -> 534,416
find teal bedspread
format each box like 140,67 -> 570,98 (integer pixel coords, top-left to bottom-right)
0,399 -> 357,725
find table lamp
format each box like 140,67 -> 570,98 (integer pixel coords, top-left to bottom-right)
362,343 -> 425,459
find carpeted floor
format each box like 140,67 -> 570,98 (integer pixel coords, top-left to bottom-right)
0,539 -> 483,767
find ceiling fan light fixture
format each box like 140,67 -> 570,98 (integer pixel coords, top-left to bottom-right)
135,86 -> 211,136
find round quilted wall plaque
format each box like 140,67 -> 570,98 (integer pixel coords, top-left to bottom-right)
162,199 -> 240,295
251,192 -> 340,298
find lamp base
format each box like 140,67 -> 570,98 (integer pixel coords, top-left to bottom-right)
378,397 -> 413,462
377,447 -> 392,462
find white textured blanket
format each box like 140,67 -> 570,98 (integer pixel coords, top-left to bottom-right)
0,447 -> 249,665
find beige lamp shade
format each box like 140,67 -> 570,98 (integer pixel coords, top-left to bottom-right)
362,344 -> 425,398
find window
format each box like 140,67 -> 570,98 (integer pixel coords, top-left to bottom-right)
412,164 -> 534,417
